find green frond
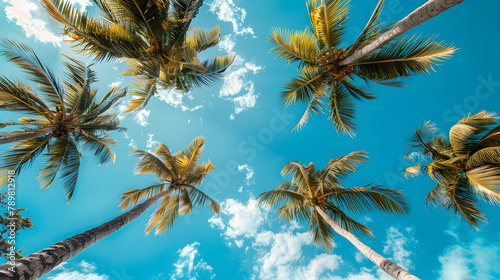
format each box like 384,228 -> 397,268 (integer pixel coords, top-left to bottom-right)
257,187 -> 307,208
323,202 -> 374,238
466,146 -> 500,171
144,192 -> 171,235
185,26 -> 221,53
345,0 -> 385,57
327,81 -> 356,136
0,40 -> 63,109
320,150 -> 368,186
282,67 -> 327,107
131,150 -> 173,180
408,121 -> 451,160
182,185 -> 220,215
449,111 -> 498,155
444,177 -> 486,230
154,142 -> 179,176
281,161 -> 315,194
325,184 -> 410,215
153,193 -> 180,235
59,140 -> 81,203
119,183 -> 167,210
268,27 -> 318,66
77,133 -> 117,165
307,0 -> 350,50
466,166 -> 500,195
469,124 -> 500,156
309,208 -> 335,251
0,77 -> 55,120
179,55 -> 235,90
38,140 -> 68,191
275,202 -> 311,224
124,78 -> 156,113
293,93 -> 324,131
175,135 -> 205,175
354,35 -> 455,81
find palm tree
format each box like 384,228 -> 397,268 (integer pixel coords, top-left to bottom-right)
0,136 -> 219,280
41,0 -> 234,112
269,0 -> 457,136
403,111 -> 500,230
258,151 -> 419,280
0,40 -> 126,203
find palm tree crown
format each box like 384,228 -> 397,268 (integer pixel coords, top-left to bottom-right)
0,40 -> 126,203
42,0 -> 234,112
270,0 -> 455,135
258,151 -> 409,251
119,136 -> 220,235
404,111 -> 500,229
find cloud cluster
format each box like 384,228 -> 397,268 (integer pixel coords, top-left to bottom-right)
208,0 -> 254,36
171,242 -> 215,280
47,260 -> 108,280
3,0 -> 62,45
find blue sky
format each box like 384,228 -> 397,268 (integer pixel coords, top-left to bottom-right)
1,0 -> 500,279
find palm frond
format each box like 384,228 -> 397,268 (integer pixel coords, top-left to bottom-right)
309,207 -> 335,251
320,151 -> 367,186
324,202 -> 374,238
354,35 -> 455,81
153,193 -> 180,235
282,67 -> 327,107
268,27 -> 317,67
293,92 -> 324,131
0,40 -> 63,108
119,183 -> 167,210
345,0 -> 385,57
131,149 -> 173,180
307,0 -> 350,50
59,140 -> 81,203
466,166 -> 500,195
449,111 -> 498,155
175,135 -> 205,175
327,81 -> 356,136
443,177 -> 486,230
325,184 -> 410,215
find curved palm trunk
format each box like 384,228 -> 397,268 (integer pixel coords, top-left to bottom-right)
0,188 -> 172,280
314,205 -> 420,280
0,126 -> 58,145
340,0 -> 465,66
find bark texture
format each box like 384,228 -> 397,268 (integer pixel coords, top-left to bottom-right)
0,126 -> 58,145
340,0 -> 466,66
0,188 -> 172,280
314,205 -> 421,280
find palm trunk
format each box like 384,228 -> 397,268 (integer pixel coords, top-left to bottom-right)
314,205 -> 420,280
0,126 -> 58,145
0,188 -> 172,280
340,0 -> 465,66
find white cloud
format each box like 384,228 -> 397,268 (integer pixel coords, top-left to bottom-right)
382,227 -> 414,270
208,216 -> 225,230
300,254 -> 342,280
208,0 -> 254,36
134,109 -> 150,127
146,134 -> 158,149
217,39 -> 263,116
108,81 -> 122,88
237,164 -> 254,185
222,197 -> 268,239
128,139 -> 137,149
232,90 -> 258,114
171,242 -> 215,280
79,260 -> 97,273
438,238 -> 500,280
157,89 -> 185,107
3,0 -> 62,45
47,260 -> 108,280
68,0 -> 92,11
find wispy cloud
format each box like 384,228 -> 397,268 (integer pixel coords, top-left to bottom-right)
208,0 -> 254,36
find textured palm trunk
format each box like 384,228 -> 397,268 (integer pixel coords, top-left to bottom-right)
0,126 -> 58,145
314,205 -> 420,280
0,188 -> 172,280
340,0 -> 466,66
